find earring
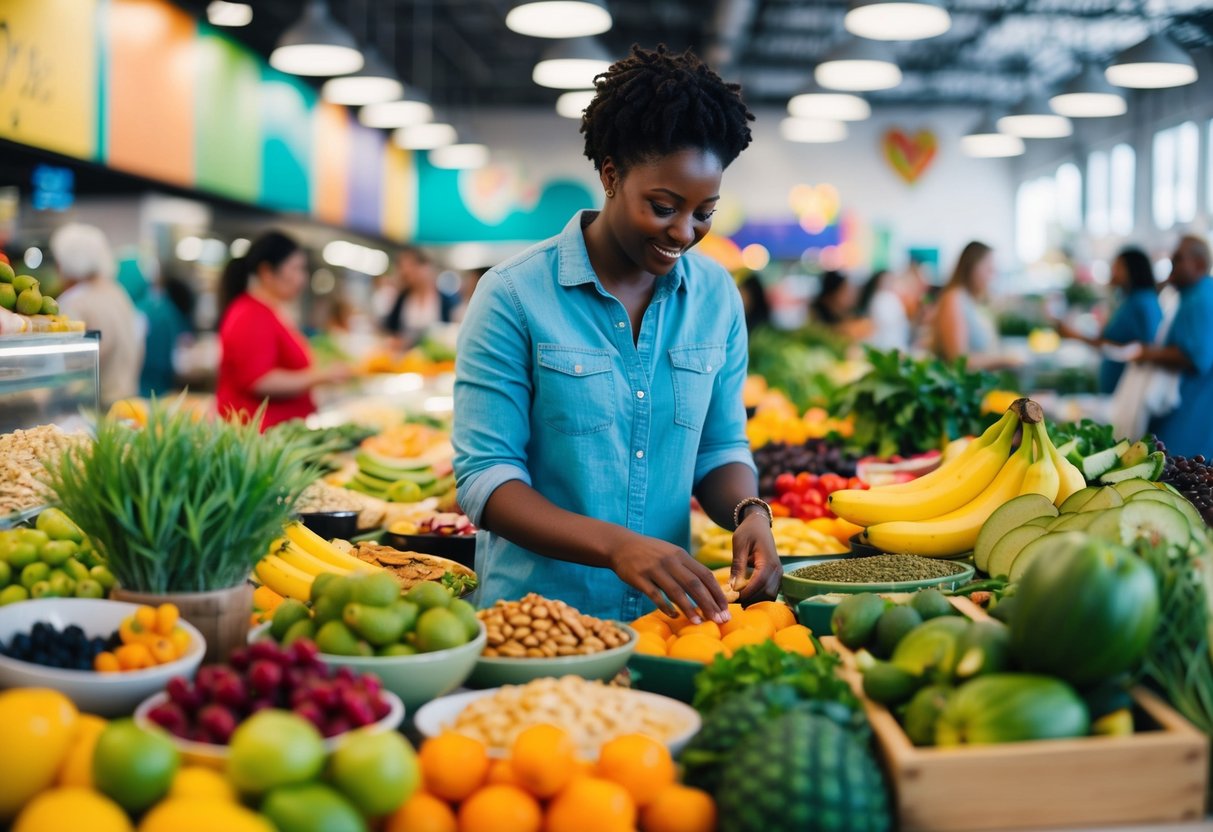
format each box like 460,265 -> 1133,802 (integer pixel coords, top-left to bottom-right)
605,188 -> 615,199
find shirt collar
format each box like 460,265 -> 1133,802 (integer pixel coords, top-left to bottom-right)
556,210 -> 687,295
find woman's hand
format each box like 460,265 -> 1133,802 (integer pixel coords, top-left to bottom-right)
731,513 -> 782,601
606,530 -> 729,624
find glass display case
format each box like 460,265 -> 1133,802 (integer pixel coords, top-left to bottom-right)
0,332 -> 101,434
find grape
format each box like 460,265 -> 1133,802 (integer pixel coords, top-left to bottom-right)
1159,444 -> 1213,527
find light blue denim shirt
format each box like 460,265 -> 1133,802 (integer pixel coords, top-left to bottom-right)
453,210 -> 755,621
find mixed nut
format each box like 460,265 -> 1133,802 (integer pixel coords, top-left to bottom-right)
477,593 -> 630,659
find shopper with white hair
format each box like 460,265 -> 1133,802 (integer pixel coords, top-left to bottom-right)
49,222 -> 144,406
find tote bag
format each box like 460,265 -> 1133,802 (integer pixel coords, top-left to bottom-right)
1108,286 -> 1181,439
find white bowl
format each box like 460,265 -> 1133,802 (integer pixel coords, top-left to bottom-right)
0,598 -> 206,717
413,686 -> 702,758
134,689 -> 405,769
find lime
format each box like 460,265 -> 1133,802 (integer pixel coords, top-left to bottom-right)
30,581 -> 53,599
74,579 -> 105,599
270,599 -> 311,641
0,585 -> 29,605
64,558 -> 90,583
315,620 -> 360,656
343,603 -> 407,646
0,260 -> 13,282
39,296 -> 59,316
11,275 -> 37,294
92,719 -> 179,813
385,480 -> 423,503
351,572 -> 400,607
329,730 -> 419,817
261,782 -> 366,832
414,607 -> 468,652
21,562 -> 50,589
403,581 -> 452,611
310,572 -> 339,603
226,711 -> 325,796
281,618 -> 315,647
89,566 -> 116,591
17,529 -> 49,549
376,643 -> 417,657
39,541 -> 77,567
36,509 -> 84,543
0,285 -> 14,311
0,561 -> 10,588
6,543 -> 38,570
448,598 -> 481,640
48,572 -> 75,597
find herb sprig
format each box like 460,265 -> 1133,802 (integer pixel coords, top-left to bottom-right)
692,640 -> 859,714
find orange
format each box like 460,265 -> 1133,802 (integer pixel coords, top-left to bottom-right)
419,733 -> 490,802
630,615 -> 672,640
458,785 -> 541,832
640,784 -> 717,832
509,724 -> 576,799
721,628 -> 768,653
748,601 -> 797,632
677,621 -> 721,640
544,777 -> 636,832
487,759 -> 521,787
727,603 -> 743,619
634,632 -> 667,657
595,734 -> 675,807
668,635 -> 730,664
773,625 -> 817,657
720,609 -> 775,639
387,791 -> 457,832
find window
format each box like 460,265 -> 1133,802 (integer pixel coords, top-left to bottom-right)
1153,127 -> 1176,230
1209,120 -> 1213,214
1016,176 -> 1055,264
1153,122 -> 1198,230
1110,143 -> 1135,235
1087,151 -> 1109,235
1056,163 -> 1082,232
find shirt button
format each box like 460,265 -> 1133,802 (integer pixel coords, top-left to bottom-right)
705,365 -> 712,372
574,364 -> 583,374
636,390 -> 645,399
635,450 -> 644,459
617,321 -> 626,329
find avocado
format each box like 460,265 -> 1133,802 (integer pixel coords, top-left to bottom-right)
830,593 -> 887,650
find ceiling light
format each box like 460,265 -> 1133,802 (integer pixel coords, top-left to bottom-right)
1049,65 -> 1127,118
270,0 -> 363,77
321,48 -> 403,105
815,41 -> 902,92
960,116 -> 1025,157
506,0 -> 611,38
359,94 -> 434,129
1106,33 -> 1198,89
844,0 -> 950,41
533,37 -> 613,89
780,117 -> 848,144
997,95 -> 1073,139
430,143 -> 490,170
206,1 -> 252,27
556,90 -> 596,119
787,83 -> 870,121
394,123 -> 458,150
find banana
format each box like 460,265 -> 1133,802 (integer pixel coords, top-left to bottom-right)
254,554 -> 315,601
276,540 -> 354,577
1037,424 -> 1087,505
1020,424 -> 1061,502
865,410 -> 1018,495
862,435 -> 1035,557
829,413 -> 1019,526
284,522 -> 379,573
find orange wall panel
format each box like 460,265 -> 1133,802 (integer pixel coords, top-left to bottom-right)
312,101 -> 350,226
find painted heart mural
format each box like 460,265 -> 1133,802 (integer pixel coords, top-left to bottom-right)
883,129 -> 938,184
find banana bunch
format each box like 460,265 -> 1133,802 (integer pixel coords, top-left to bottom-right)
830,401 -> 1085,558
253,522 -> 380,601
695,517 -> 849,567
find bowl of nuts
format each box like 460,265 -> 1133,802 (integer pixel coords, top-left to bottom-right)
466,594 -> 637,689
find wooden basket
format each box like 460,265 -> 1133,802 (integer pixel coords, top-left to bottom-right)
825,597 -> 1209,831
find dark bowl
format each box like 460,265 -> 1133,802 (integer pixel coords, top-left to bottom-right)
848,533 -> 884,558
298,511 -> 358,541
382,532 -> 476,569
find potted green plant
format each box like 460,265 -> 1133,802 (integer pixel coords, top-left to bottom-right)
46,401 -> 315,660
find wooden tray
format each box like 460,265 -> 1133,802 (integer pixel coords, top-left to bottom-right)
824,597 -> 1209,831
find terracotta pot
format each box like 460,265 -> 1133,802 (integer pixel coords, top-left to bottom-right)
112,583 -> 253,663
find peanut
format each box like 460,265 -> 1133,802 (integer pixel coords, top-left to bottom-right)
475,594 -> 633,660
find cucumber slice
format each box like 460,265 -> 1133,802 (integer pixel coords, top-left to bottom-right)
1055,437 -> 1080,459
1100,452 -> 1165,484
1112,478 -> 1157,499
1080,440 -> 1131,480
974,494 -> 1058,573
987,526 -> 1049,578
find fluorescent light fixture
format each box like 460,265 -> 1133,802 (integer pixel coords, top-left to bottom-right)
506,0 -> 611,38
269,0 -> 363,77
321,48 -> 403,106
960,116 -> 1025,157
176,236 -> 203,262
844,0 -> 950,41
430,143 -> 490,170
359,96 -> 434,128
1049,64 -> 1127,117
780,117 -> 848,144
322,240 -> 390,275
998,95 -> 1073,138
394,123 -> 458,149
1106,33 -> 1198,89
787,85 -> 870,121
230,238 -> 250,257
815,41 -> 902,92
207,1 -> 252,27
533,37 -> 613,89
556,90 -> 596,119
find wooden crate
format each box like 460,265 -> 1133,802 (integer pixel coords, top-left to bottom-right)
824,598 -> 1210,831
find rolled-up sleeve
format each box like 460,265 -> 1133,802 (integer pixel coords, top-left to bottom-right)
693,284 -> 756,486
1171,287 -> 1213,376
453,270 -> 535,526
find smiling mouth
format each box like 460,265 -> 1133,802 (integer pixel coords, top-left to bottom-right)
651,243 -> 683,260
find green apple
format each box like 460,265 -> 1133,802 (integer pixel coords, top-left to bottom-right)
20,562 -> 50,589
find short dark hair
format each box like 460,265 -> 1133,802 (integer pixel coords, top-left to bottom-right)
580,44 -> 754,173
1115,246 -> 1156,292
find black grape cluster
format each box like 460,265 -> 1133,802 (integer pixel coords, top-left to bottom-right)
1158,445 -> 1213,527
754,440 -> 858,495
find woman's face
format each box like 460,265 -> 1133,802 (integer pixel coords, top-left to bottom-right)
602,148 -> 723,277
973,252 -> 996,293
261,250 -> 308,302
1110,256 -> 1129,290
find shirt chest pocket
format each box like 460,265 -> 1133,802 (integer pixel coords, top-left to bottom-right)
536,345 -> 616,435
669,344 -> 725,430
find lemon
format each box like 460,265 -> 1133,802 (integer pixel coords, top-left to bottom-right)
56,714 -> 108,788
137,798 -> 274,832
0,688 -> 78,819
14,788 -> 131,832
169,767 -> 237,803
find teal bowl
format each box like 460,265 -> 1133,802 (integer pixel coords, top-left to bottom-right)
626,653 -> 702,704
465,624 -> 638,689
780,561 -> 976,608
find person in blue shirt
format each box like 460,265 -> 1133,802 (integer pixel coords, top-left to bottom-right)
1142,235 -> 1213,458
453,46 -> 780,625
1059,247 -> 1161,393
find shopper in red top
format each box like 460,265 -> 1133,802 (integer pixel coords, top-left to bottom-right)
216,230 -> 349,429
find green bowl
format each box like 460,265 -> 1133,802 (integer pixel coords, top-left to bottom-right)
626,653 -> 702,704
780,561 -> 976,608
465,624 -> 638,689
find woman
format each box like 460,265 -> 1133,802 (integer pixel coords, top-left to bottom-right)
858,269 -> 912,352
216,231 -> 349,429
810,271 -> 857,327
1058,247 -> 1161,394
933,241 -> 1002,366
453,46 -> 780,625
